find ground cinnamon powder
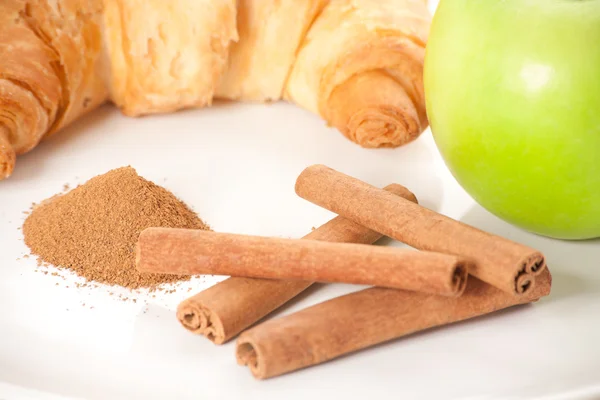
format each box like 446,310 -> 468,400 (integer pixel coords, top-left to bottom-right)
23,166 -> 209,289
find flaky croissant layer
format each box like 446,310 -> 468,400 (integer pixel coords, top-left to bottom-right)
0,0 -> 431,180
104,0 -> 238,116
285,0 -> 430,148
0,0 -> 108,179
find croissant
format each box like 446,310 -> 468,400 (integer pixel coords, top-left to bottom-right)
103,0 -> 238,116
0,0 -> 107,179
215,0 -> 328,102
0,0 -> 431,180
284,0 -> 431,148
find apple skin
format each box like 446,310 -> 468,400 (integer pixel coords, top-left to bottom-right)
425,0 -> 600,239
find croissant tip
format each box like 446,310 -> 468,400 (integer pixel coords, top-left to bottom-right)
0,160 -> 14,180
0,134 -> 15,180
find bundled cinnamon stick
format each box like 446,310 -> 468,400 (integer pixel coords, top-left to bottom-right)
295,165 -> 546,296
137,229 -> 468,295
237,269 -> 552,379
177,183 -> 418,344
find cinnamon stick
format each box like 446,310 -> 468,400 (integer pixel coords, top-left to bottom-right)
295,165 -> 546,296
137,229 -> 468,296
237,269 -> 552,379
176,183 -> 417,344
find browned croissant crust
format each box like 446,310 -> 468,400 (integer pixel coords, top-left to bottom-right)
0,0 -> 431,180
0,0 -> 108,179
284,0 -> 430,148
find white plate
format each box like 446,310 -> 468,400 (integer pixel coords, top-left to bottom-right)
2,5 -> 600,399
2,101 -> 600,400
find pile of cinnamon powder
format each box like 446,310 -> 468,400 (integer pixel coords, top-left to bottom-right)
23,166 -> 209,289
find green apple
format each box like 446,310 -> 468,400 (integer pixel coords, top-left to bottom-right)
425,0 -> 600,240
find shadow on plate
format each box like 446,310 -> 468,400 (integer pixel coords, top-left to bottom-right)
10,104 -> 116,182
130,303 -> 228,360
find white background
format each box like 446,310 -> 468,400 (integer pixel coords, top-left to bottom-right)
1,2 -> 600,399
